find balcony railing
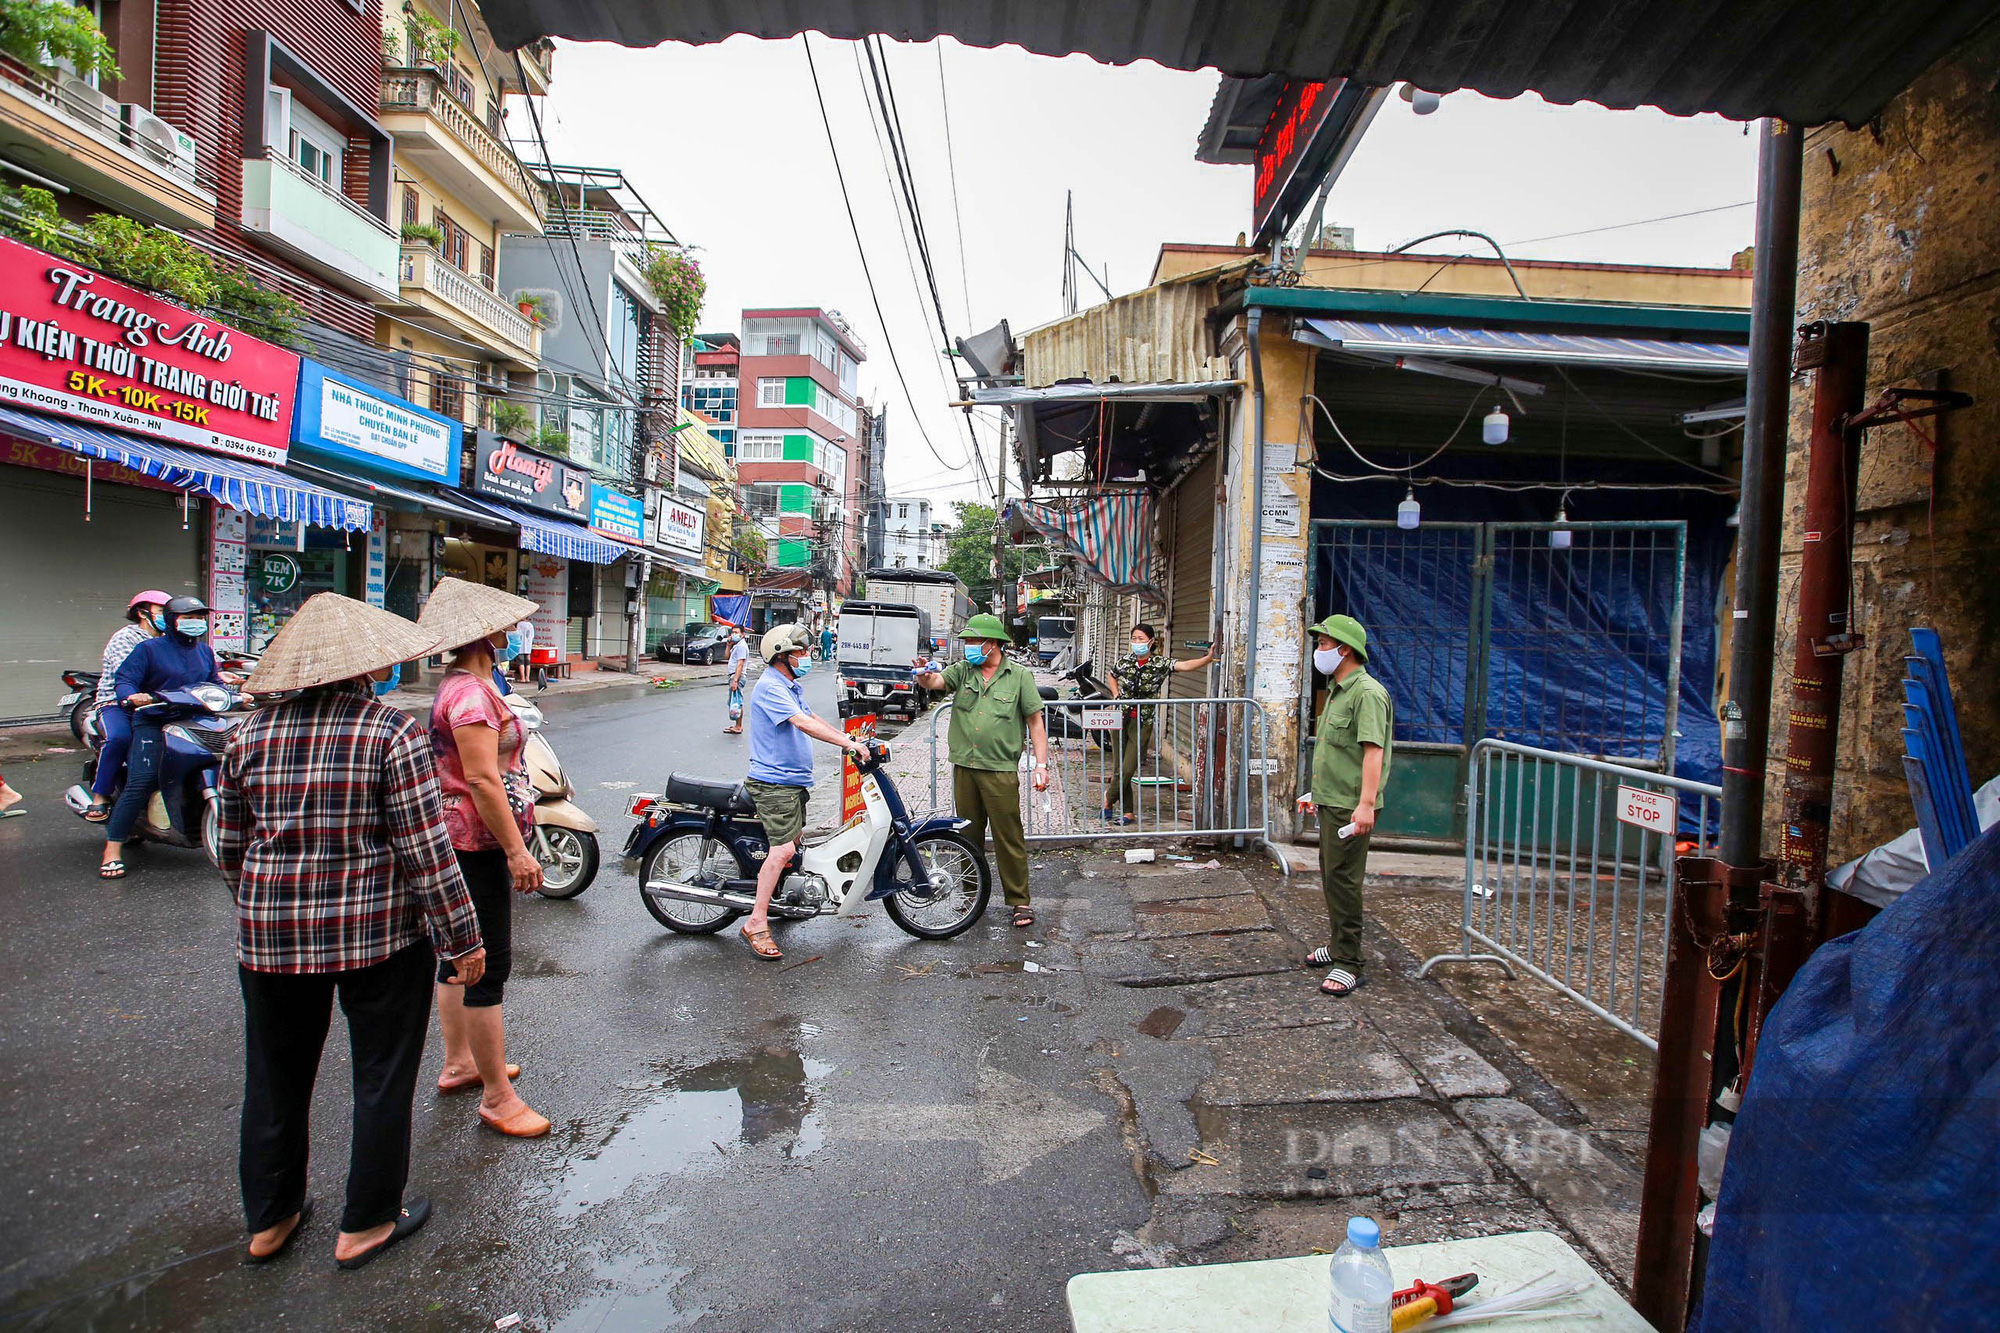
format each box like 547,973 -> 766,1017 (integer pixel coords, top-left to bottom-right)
380,67 -> 540,219
399,244 -> 537,356
260,147 -> 395,238
0,51 -> 212,195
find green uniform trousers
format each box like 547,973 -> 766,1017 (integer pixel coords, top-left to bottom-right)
953,765 -> 1031,907
1112,712 -> 1154,814
1317,807 -> 1370,975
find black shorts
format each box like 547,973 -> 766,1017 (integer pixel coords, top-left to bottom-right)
438,848 -> 512,1007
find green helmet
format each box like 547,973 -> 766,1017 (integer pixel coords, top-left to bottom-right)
963,612 -> 1009,642
1308,613 -> 1369,662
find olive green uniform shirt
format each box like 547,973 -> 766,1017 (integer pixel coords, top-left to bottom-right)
941,658 -> 1044,772
1311,667 -> 1394,810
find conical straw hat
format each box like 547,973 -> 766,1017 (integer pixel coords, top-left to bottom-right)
417,576 -> 539,655
244,593 -> 440,694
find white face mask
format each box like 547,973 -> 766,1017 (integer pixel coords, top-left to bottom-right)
1313,645 -> 1344,676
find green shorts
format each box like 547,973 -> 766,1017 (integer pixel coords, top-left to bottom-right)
744,778 -> 808,847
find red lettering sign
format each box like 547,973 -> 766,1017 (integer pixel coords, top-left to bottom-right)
1253,79 -> 1342,241
0,235 -> 298,464
485,438 -> 556,493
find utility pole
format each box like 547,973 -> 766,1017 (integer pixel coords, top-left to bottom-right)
990,413 -> 1008,618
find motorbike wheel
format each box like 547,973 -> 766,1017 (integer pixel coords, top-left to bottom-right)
881,830 -> 992,940
201,798 -> 222,870
639,830 -> 749,934
534,826 -> 600,899
68,695 -> 93,746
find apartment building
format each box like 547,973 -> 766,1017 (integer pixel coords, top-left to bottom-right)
682,330 -> 738,451
881,494 -> 945,570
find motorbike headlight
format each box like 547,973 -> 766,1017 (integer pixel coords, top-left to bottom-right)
190,683 -> 231,711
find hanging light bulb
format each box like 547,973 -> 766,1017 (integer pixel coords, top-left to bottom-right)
1482,404 -> 1509,445
1397,486 -> 1421,530
1549,505 -> 1573,550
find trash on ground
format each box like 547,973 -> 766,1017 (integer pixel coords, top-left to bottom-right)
1125,848 -> 1156,864
1023,960 -> 1042,972
495,1316 -> 523,1331
1177,859 -> 1223,870
1164,853 -> 1193,861
1025,940 -> 1043,948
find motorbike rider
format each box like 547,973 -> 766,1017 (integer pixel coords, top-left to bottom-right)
100,595 -> 241,880
739,623 -> 872,961
82,589 -> 171,823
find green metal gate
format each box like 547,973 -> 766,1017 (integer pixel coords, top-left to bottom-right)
1304,519 -> 1687,846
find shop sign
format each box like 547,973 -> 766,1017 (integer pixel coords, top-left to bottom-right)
1253,79 -> 1341,244
292,359 -> 459,483
0,235 -> 298,464
521,553 -> 569,664
258,551 -> 300,594
590,485 -> 645,544
655,493 -> 705,557
472,433 -> 589,521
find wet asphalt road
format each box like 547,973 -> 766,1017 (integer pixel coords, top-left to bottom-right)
0,673 -> 1154,1331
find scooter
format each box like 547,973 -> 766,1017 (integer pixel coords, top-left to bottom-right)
623,741 -> 991,940
62,683 -> 243,863
56,653 -> 259,745
1040,657 -> 1115,743
502,693 -> 600,898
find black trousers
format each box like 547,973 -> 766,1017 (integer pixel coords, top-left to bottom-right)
239,943 -> 434,1235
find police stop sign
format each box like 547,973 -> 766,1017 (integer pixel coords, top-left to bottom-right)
1615,784 -> 1677,833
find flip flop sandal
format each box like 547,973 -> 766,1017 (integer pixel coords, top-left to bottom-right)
437,1063 -> 521,1094
83,807 -> 109,823
99,860 -> 126,879
740,924 -> 782,959
244,1197 -> 314,1266
334,1198 -> 431,1271
1012,906 -> 1036,928
0,808 -> 23,820
1320,968 -> 1364,997
1305,947 -> 1335,966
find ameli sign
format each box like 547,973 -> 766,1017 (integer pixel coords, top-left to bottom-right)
0,236 -> 299,463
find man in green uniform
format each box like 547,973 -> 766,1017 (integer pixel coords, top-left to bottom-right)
1299,614 -> 1393,996
914,614 -> 1050,927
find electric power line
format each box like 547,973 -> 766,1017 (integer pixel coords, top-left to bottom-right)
934,40 -> 974,330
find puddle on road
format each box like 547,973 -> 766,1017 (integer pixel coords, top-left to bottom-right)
548,1252 -> 706,1332
547,1020 -> 830,1219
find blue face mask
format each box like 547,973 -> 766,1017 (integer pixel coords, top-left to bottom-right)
793,655 -> 813,677
963,643 -> 987,666
1131,640 -> 1152,657
372,664 -> 401,697
148,610 -> 166,632
175,617 -> 209,639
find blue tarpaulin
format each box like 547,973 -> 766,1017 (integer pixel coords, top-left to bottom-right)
1696,820 -> 2000,1331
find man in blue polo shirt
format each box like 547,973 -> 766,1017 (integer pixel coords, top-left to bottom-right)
739,623 -> 870,961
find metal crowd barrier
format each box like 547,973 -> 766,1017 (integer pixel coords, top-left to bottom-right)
1417,739 -> 1721,1050
915,695 -> 1284,868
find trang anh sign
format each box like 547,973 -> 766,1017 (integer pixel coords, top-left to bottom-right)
472,433 -> 590,521
0,236 -> 298,463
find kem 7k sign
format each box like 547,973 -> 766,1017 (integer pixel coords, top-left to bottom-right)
0,235 -> 298,463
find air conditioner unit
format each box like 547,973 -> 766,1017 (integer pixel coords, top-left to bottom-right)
57,73 -> 118,128
124,107 -> 198,170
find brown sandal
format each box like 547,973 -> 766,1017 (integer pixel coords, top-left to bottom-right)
740,923 -> 782,959
478,1103 -> 551,1138
1012,905 -> 1035,928
438,1063 -> 521,1094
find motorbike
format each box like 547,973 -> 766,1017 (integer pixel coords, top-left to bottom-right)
623,741 -> 992,940
61,683 -> 244,862
502,692 -> 601,898
1040,657 -> 1115,743
56,652 -> 259,745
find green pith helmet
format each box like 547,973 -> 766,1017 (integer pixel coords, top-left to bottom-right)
1308,613 -> 1369,662
963,612 -> 1009,642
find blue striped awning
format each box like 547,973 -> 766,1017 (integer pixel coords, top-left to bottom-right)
458,496 -> 630,566
1298,318 -> 1748,373
0,405 -> 370,530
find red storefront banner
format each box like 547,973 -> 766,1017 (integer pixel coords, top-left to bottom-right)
0,235 -> 299,464
1,436 -> 183,493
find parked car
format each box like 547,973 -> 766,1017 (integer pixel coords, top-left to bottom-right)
657,623 -> 730,664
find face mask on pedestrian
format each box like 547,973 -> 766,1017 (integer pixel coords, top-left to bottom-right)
1130,638 -> 1152,658
489,630 -> 517,664
175,616 -> 209,639
371,663 -> 401,697
791,651 -> 813,677
1313,644 -> 1344,676
146,609 -> 166,632
963,642 -> 987,666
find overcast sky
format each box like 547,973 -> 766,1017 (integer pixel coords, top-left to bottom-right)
529,36 -> 1758,507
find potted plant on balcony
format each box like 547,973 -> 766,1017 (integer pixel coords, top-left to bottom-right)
514,292 -> 548,326
405,8 -> 458,67
491,400 -> 532,442
401,221 -> 443,247
641,245 -> 706,340
532,426 -> 569,456
0,0 -> 120,79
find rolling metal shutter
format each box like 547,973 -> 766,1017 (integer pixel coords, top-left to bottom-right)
0,467 -> 201,722
1165,451 -> 1217,699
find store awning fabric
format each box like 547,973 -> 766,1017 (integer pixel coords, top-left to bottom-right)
0,405 -> 370,530
457,496 -> 628,565
286,461 -> 501,529
1296,318 -> 1748,373
1006,493 -> 1163,598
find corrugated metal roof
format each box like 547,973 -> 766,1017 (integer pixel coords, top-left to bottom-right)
481,1 -> 1995,127
1022,264 -> 1244,388
1297,317 -> 1748,371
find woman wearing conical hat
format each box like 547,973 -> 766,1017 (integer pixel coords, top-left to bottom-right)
417,577 -> 552,1139
219,593 -> 485,1270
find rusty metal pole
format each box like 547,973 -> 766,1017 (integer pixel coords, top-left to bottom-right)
1777,321 -> 1870,903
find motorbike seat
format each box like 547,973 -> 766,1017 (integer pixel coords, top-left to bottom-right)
1037,684 -> 1059,701
666,773 -> 757,817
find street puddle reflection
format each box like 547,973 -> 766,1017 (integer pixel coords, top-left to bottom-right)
550,1020 -> 830,1219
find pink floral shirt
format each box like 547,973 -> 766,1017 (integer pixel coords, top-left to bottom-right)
429,670 -> 531,851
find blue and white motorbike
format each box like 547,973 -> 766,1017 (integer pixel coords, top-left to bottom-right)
63,683 -> 243,864
623,741 -> 992,939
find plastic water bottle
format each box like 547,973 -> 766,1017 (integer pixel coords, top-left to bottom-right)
1328,1217 -> 1393,1333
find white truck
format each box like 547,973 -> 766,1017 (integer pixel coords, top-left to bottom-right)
863,567 -> 972,659
835,601 -> 932,721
